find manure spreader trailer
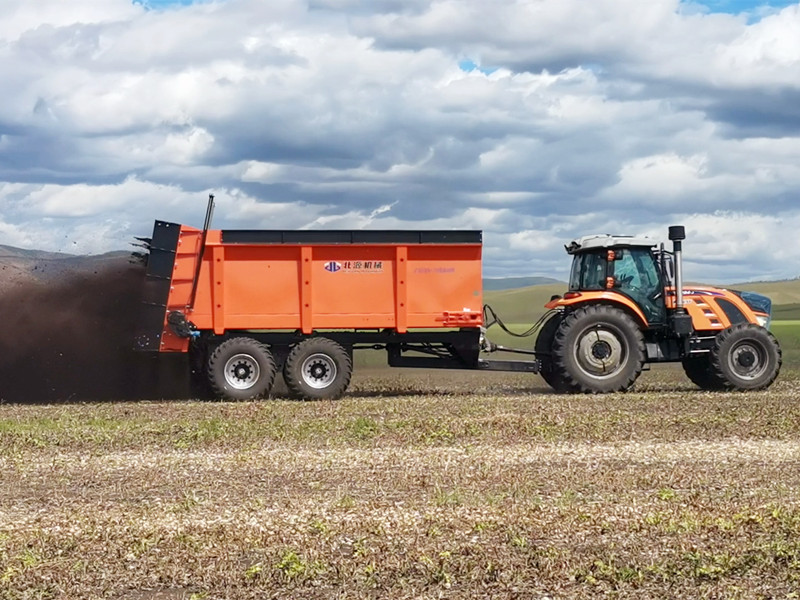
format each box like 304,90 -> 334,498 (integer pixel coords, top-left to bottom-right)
135,196 -> 781,400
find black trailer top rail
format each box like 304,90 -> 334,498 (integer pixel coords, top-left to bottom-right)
221,230 -> 482,245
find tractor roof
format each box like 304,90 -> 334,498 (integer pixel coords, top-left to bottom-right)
566,234 -> 657,255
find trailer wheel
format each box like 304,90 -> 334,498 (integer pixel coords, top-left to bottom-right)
534,314 -> 567,392
709,323 -> 781,391
207,337 -> 277,400
682,355 -> 726,391
284,338 -> 352,400
551,305 -> 645,393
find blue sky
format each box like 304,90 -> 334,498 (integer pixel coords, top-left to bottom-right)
138,0 -> 800,17
1,0 -> 799,282
693,0 -> 797,12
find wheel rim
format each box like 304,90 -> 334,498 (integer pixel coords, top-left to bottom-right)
728,341 -> 768,381
224,353 -> 260,390
574,326 -> 627,379
301,353 -> 337,389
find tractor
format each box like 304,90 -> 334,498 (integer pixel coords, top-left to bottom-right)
534,226 -> 781,393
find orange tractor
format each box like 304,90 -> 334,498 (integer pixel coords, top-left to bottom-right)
533,226 -> 780,393
135,198 -> 780,399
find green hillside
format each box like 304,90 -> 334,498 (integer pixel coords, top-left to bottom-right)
772,303 -> 800,321
723,279 -> 800,305
483,283 -> 566,326
483,276 -> 563,291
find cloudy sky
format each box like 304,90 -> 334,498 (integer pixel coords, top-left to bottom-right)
1,0 -> 799,283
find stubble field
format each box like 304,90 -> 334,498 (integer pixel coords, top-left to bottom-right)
3,366 -> 800,599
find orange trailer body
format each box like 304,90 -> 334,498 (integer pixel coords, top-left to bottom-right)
136,221 -> 484,353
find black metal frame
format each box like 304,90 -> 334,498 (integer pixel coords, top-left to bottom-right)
134,221 -> 182,351
195,328 -> 542,374
221,230 -> 482,245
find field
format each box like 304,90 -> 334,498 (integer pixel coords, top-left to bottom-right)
3,271 -> 800,599
3,362 -> 800,599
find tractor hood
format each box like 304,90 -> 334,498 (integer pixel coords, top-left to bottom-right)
682,285 -> 773,328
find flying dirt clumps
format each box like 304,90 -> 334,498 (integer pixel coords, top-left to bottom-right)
0,258 -> 190,403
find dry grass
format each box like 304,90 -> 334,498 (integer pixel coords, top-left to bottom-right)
3,366 -> 800,599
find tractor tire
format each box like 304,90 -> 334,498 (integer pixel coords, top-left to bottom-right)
708,323 -> 781,391
682,355 -> 726,391
207,337 -> 277,400
534,313 -> 568,392
284,338 -> 352,400
551,305 -> 645,393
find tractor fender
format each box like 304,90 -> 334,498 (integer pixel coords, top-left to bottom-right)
545,291 -> 649,329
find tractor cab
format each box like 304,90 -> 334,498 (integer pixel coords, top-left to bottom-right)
565,234 -> 666,325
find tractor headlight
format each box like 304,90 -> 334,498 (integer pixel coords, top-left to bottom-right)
755,314 -> 770,329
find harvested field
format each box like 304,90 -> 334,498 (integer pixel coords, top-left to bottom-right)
2,368 -> 800,599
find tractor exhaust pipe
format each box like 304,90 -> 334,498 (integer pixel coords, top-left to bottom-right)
668,225 -> 694,340
668,225 -> 686,310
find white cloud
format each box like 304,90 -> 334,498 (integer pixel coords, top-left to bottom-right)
0,0 -> 797,283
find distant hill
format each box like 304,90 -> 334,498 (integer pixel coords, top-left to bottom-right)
0,245 -> 75,260
0,245 -> 133,293
483,276 -> 564,291
723,279 -> 800,306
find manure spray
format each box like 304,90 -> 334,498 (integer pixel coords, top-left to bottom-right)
0,259 -> 190,403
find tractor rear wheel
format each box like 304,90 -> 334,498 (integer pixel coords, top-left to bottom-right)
207,337 -> 277,400
682,355 -> 726,390
535,313 -> 567,392
551,305 -> 645,393
284,338 -> 352,400
709,323 -> 781,391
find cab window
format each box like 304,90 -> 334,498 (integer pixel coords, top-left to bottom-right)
569,251 -> 607,291
613,248 -> 665,323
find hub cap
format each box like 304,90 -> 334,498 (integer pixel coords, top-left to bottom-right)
575,327 -> 626,378
224,353 -> 260,390
728,341 -> 767,380
301,353 -> 337,389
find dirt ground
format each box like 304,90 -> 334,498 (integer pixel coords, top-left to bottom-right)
2,367 -> 800,599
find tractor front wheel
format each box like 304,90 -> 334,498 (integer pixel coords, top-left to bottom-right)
709,323 -> 781,391
551,305 -> 645,393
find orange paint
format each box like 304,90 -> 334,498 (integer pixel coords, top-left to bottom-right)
156,225 -> 484,351
545,291 -> 650,327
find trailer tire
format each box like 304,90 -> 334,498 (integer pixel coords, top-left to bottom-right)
551,305 -> 645,393
284,338 -> 352,400
207,337 -> 277,400
709,323 -> 781,391
534,314 -> 567,392
682,355 -> 726,391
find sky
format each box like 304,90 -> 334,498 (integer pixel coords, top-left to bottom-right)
1,0 -> 799,283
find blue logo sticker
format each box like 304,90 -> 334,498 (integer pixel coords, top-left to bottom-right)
324,261 -> 342,273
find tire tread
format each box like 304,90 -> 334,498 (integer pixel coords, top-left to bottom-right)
284,337 -> 353,400
708,323 -> 781,391
207,337 -> 276,400
551,305 -> 645,394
